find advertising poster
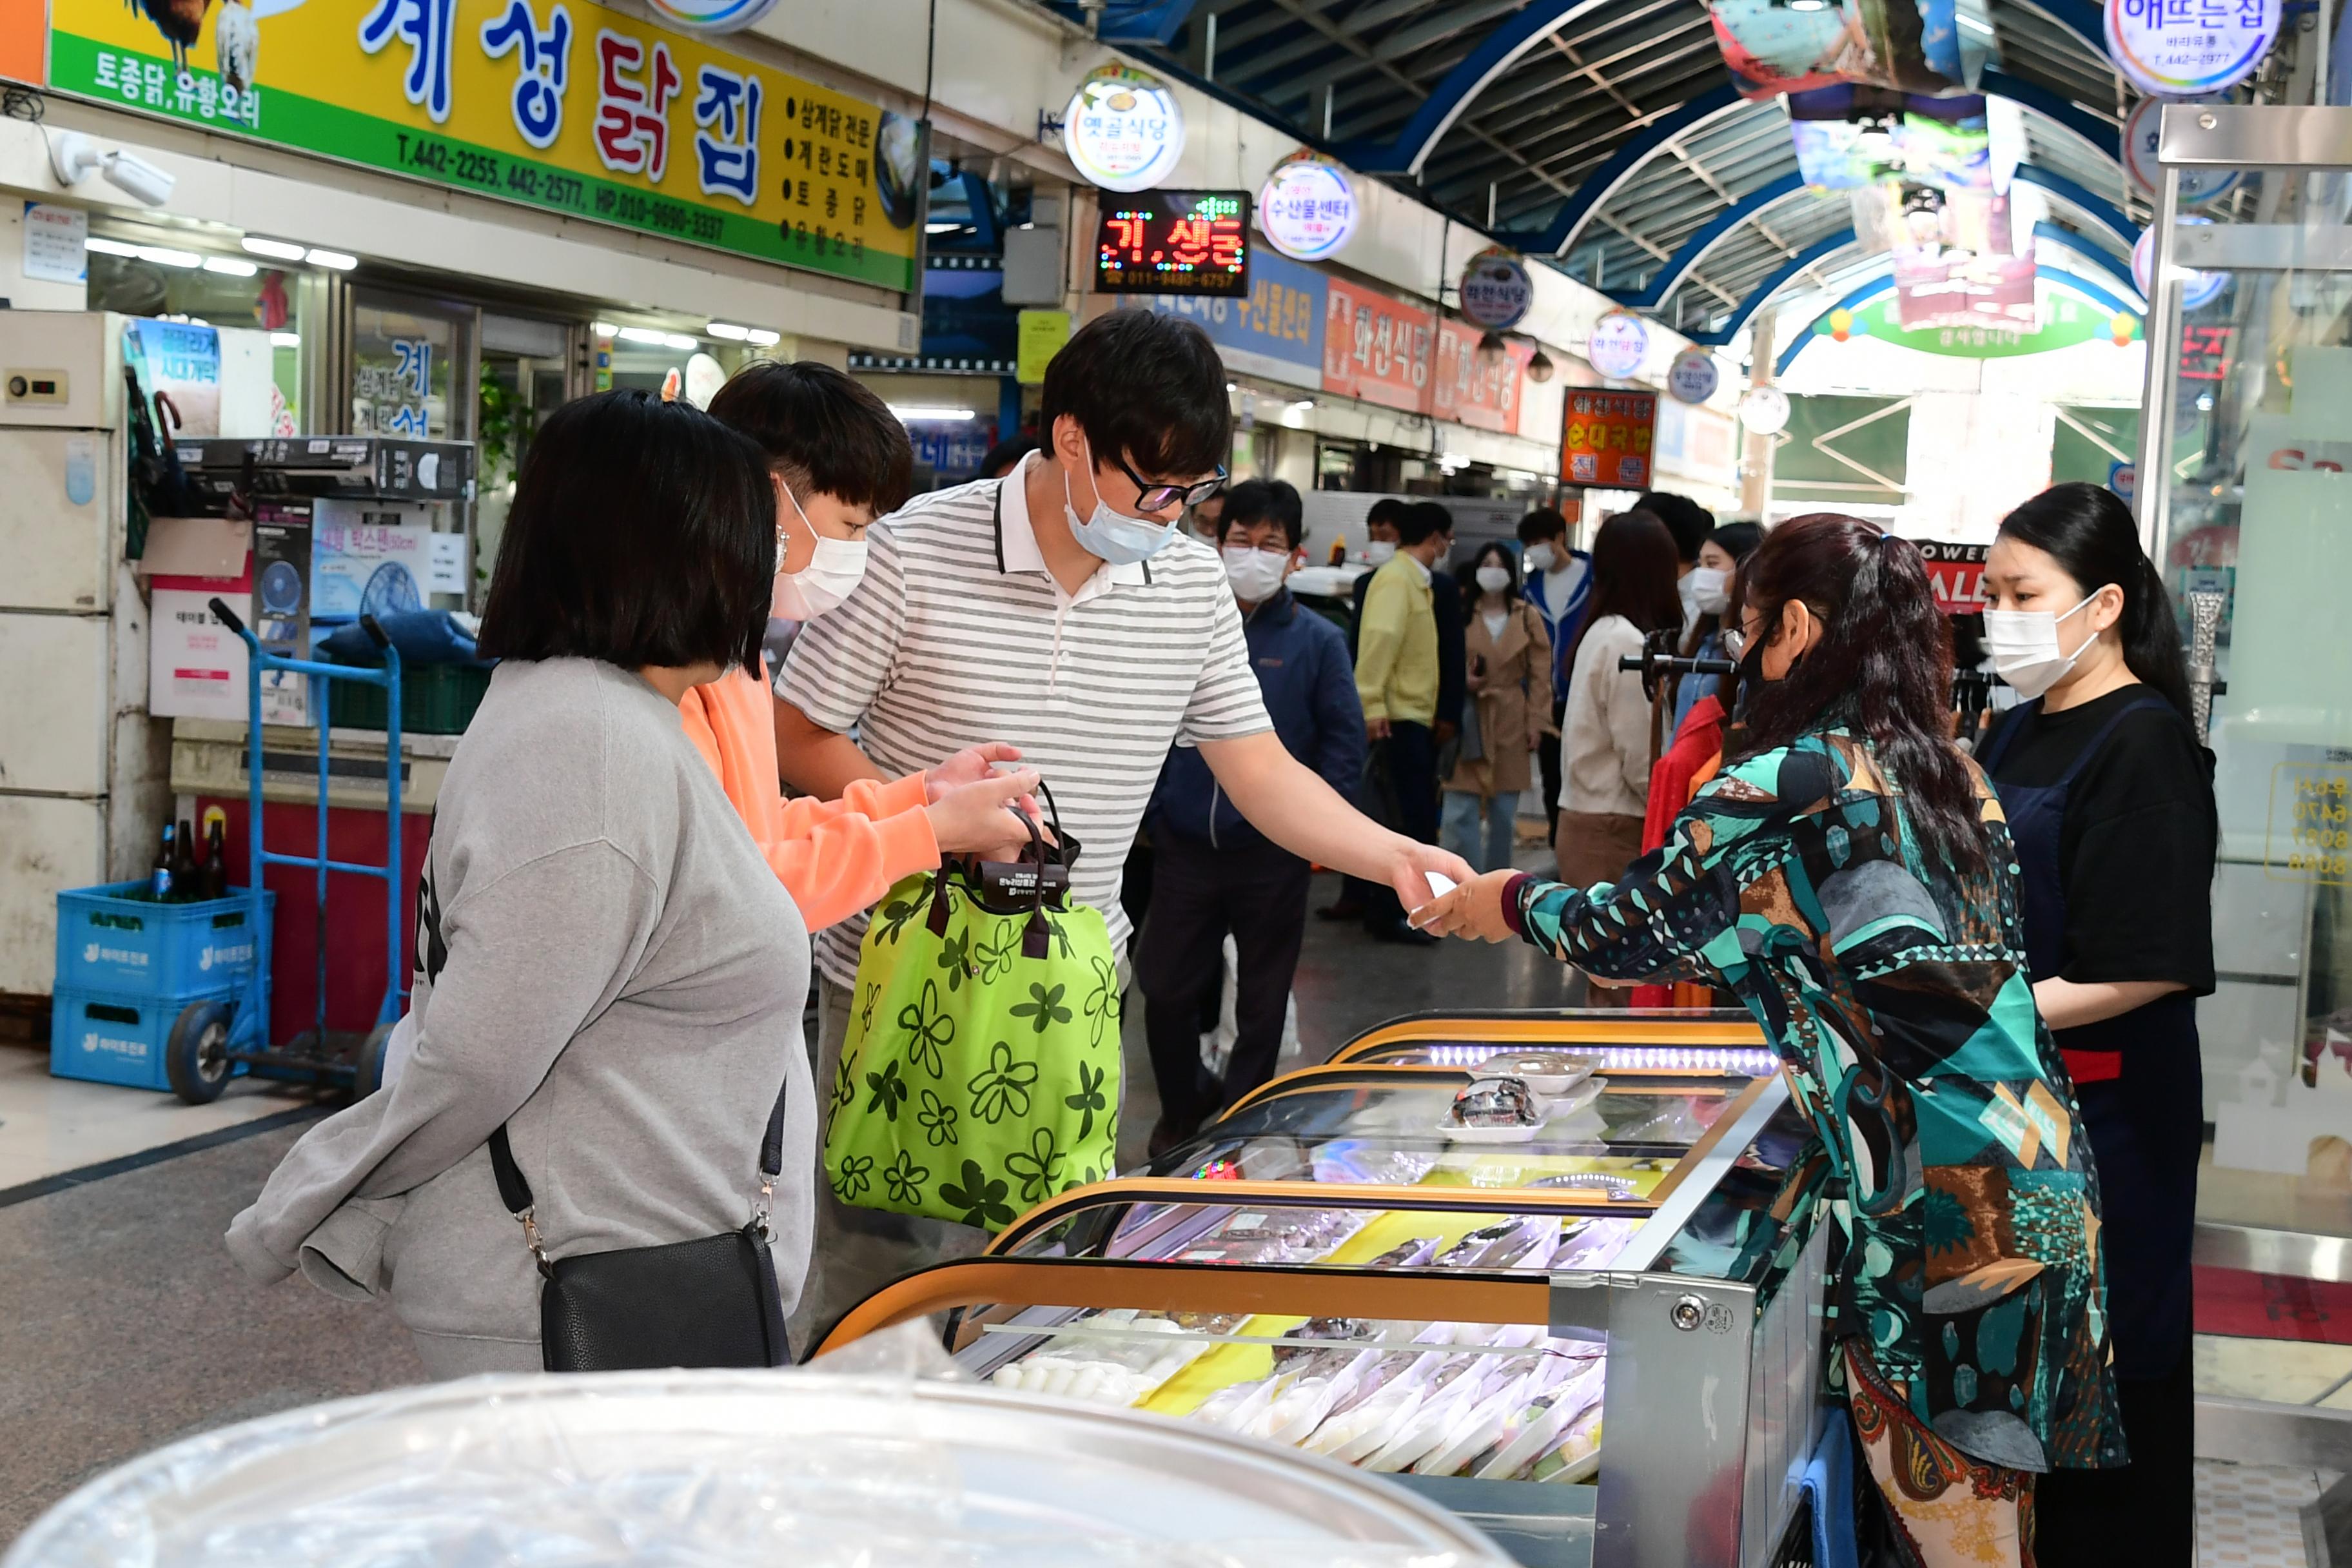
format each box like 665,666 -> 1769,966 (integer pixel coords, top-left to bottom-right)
1709,0 -> 1964,99
1914,540 -> 1989,612
1560,389 -> 1658,489
122,318 -> 224,436
1322,277 -> 1435,414
1431,319 -> 1527,435
45,0 -> 917,289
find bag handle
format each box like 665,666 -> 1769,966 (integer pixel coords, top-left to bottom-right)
487,1075 -> 792,1275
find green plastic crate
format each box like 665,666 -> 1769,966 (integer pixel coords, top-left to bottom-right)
326,658 -> 492,735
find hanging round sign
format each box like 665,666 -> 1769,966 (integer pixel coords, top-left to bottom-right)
1667,348 -> 1720,404
2122,95 -> 2240,206
1736,385 -> 1790,435
2105,0 -> 2278,99
1259,155 -> 1358,261
1063,66 -> 1186,194
1585,310 -> 1651,380
1458,249 -> 1534,331
646,0 -> 780,29
2133,217 -> 2230,311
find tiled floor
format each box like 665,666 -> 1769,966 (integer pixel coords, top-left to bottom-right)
0,1046 -> 322,1194
2196,1460 -> 2337,1568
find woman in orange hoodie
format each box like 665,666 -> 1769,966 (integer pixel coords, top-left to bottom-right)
690,362 -> 1037,930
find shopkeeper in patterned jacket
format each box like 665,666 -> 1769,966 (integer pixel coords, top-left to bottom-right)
1415,513 -> 2122,1568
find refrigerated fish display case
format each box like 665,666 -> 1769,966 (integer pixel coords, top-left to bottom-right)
818,1032 -> 1832,1568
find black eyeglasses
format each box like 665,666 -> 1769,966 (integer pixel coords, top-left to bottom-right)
1106,451 -> 1228,512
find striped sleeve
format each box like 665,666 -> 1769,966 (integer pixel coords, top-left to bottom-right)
775,518 -> 907,733
1176,576 -> 1274,745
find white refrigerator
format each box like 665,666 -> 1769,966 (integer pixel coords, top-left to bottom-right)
0,313 -> 171,995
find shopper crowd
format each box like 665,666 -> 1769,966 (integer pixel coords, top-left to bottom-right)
222,309 -> 2211,1567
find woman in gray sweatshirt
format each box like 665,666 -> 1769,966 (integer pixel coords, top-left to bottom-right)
227,391 -> 814,1377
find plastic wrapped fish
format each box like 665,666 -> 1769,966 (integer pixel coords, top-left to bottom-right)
1451,1077 -> 1542,1129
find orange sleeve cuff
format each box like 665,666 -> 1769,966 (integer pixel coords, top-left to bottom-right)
843,770 -> 930,819
872,796 -> 941,884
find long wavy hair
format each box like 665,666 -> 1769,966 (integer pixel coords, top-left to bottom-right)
1733,513 -> 1986,876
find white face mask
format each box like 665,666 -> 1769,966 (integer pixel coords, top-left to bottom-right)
1523,542 -> 1556,573
771,480 -> 869,622
1475,565 -> 1512,594
1687,565 -> 1730,616
1063,438 -> 1179,565
1364,540 -> 1398,565
1982,591 -> 2101,700
1222,545 -> 1290,602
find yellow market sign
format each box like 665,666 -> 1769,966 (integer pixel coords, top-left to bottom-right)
46,0 -> 918,292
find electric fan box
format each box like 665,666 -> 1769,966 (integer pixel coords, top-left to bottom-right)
309,498 -> 456,621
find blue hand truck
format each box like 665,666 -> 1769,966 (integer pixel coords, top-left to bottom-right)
159,597 -> 407,1104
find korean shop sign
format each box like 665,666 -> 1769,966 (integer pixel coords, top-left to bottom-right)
1560,389 -> 1656,489
44,0 -> 917,291
2104,0 -> 2278,96
1322,275 -> 1435,415
1135,246 -> 1326,389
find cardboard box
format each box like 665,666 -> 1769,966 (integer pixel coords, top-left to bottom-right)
137,514 -> 250,579
174,436 -> 475,504
252,502 -> 311,727
310,497 -> 454,620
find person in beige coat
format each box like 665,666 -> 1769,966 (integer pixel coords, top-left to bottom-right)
1441,542 -> 1554,872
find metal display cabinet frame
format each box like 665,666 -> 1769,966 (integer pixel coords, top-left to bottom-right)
818,1063 -> 1828,1568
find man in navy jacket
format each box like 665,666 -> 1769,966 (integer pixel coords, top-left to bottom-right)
1137,479 -> 1367,1152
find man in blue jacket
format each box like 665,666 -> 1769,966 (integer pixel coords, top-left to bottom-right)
1137,479 -> 1367,1153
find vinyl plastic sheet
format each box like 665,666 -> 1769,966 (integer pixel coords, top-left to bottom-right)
6,1367 -> 1507,1568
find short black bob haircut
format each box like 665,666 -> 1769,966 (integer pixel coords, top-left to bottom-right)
1041,309 -> 1231,479
1218,478 -> 1306,547
708,358 -> 914,516
477,389 -> 774,673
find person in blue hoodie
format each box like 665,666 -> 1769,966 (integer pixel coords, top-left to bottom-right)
1137,478 -> 1368,1154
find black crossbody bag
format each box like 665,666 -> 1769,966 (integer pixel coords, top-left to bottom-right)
485,1086 -> 793,1372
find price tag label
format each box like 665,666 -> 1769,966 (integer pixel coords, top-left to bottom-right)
2266,762 -> 2352,884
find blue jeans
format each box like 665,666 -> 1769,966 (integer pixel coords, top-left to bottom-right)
1441,789 -> 1521,874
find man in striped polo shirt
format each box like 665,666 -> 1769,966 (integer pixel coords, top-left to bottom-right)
774,311 -> 1472,1337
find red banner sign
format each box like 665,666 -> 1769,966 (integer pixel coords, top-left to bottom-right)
1322,276 -> 1435,413
1560,389 -> 1657,489
1433,319 -> 1527,435
1917,540 -> 1989,613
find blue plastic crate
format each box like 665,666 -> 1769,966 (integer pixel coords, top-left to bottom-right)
53,883 -> 271,1000
48,986 -> 188,1092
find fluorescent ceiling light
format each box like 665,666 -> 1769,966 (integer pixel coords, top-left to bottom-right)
136,245 -> 202,268
84,236 -> 140,257
306,248 -> 358,270
925,220 -> 966,233
1226,382 -> 1239,392
707,321 -> 752,340
616,326 -> 669,346
1289,400 -> 1315,411
202,256 -> 259,277
745,328 -> 781,346
592,321 -> 617,337
270,331 -> 301,348
663,332 -> 700,351
241,236 -> 306,261
888,404 -> 975,422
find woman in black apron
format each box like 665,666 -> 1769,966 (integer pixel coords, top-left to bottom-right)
1979,482 -> 2217,1565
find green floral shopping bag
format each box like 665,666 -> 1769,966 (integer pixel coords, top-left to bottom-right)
824,813 -> 1121,1231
